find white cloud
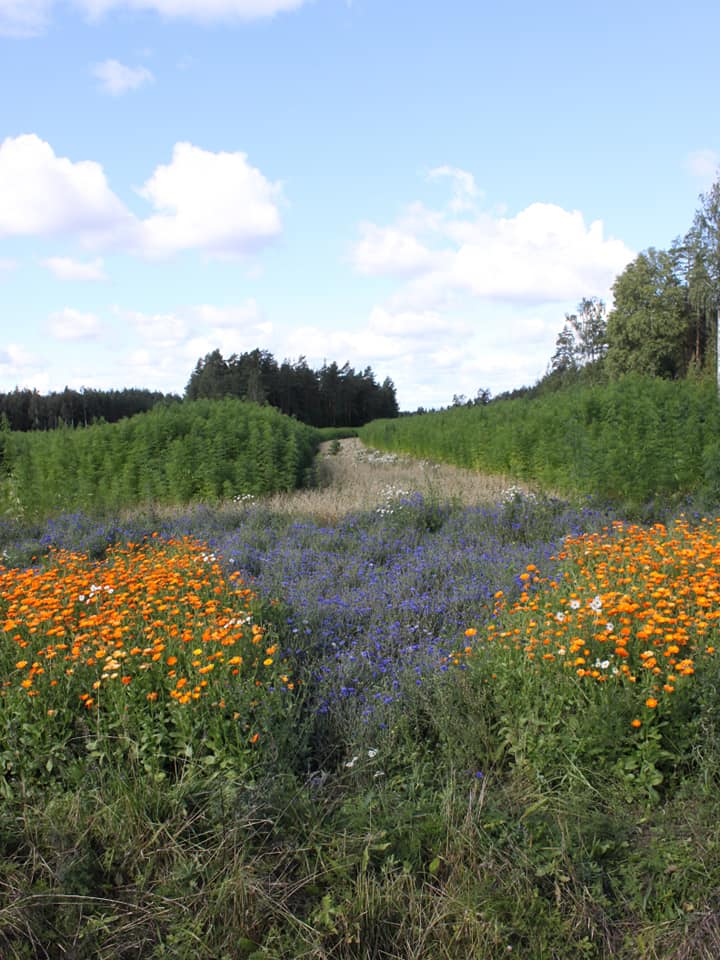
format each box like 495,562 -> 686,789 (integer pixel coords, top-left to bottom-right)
0,343 -> 37,369
113,300 -> 272,374
137,142 -> 282,258
0,135 -> 282,259
0,343 -> 48,391
122,308 -> 189,348
367,306 -> 466,339
0,0 -> 52,36
686,149 -> 720,185
346,177 -> 637,407
0,257 -> 17,274
92,59 -> 155,95
353,224 -> 437,276
47,307 -> 103,340
446,203 -> 632,302
353,195 -> 634,309
189,300 -> 265,329
42,256 -> 107,280
0,135 -> 132,243
77,0 -> 308,21
428,165 -> 481,212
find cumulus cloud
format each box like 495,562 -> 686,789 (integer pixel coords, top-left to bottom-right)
42,256 -> 107,280
0,343 -> 47,391
0,134 -> 132,244
353,194 -> 634,310
0,0 -> 52,36
47,307 -> 103,340
188,300 -> 265,329
113,300 -> 272,376
0,135 -> 282,259
137,142 -> 282,258
92,59 -> 155,95
353,224 -> 437,276
345,174 -> 637,406
367,306 -> 466,339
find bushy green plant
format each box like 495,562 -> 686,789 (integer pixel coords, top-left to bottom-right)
2,399 -> 321,518
361,375 -> 720,507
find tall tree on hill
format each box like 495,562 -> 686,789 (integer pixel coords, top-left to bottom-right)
567,297 -> 608,366
605,248 -> 691,379
184,349 -> 399,426
543,297 -> 607,392
549,322 -> 579,376
185,350 -> 231,400
684,177 -> 720,379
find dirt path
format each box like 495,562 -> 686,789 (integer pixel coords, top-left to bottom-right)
262,437 -> 526,520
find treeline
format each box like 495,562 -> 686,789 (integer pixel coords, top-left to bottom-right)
1,399 -> 320,517
186,349 -> 399,427
0,386 -> 178,432
360,376 -> 720,507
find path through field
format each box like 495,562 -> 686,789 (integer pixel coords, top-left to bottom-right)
263,437 -> 526,520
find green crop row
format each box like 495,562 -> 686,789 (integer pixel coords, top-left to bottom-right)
0,398 -> 320,518
361,376 -> 720,508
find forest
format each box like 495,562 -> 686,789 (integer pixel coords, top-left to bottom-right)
0,350 -> 398,432
185,348 -> 399,426
0,386 -> 176,432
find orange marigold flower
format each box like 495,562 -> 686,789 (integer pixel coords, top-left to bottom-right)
645,697 -> 658,709
631,719 -> 642,728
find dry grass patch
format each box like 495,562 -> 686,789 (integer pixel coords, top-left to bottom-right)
262,438 -> 529,520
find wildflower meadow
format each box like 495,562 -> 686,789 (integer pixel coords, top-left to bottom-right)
3,436 -> 720,957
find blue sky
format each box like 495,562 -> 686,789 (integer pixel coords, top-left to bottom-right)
0,0 -> 718,410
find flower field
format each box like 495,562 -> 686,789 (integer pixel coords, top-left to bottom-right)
3,491 -> 720,958
455,517 -> 720,720
0,538 -> 297,795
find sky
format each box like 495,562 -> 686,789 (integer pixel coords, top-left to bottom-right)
0,0 -> 718,411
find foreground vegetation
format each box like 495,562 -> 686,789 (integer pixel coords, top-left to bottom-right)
362,375 -> 720,509
2,480 -> 720,958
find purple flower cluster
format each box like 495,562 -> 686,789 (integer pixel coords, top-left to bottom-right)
0,496 -> 612,723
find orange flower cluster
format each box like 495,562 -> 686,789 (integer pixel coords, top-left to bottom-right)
1,538 -> 289,712
455,518 -> 720,722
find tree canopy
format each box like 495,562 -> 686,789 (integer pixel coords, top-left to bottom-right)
605,248 -> 691,379
604,174 -> 720,381
0,387 -> 177,432
185,349 -> 399,427
537,171 -> 720,390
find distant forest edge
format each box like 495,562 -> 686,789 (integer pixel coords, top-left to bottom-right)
0,350 -> 399,433
185,349 -> 398,426
0,399 -> 321,518
361,375 -> 720,509
0,387 -> 175,432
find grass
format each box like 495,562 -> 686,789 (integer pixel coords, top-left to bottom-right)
260,437 -> 531,521
2,441 -> 720,957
